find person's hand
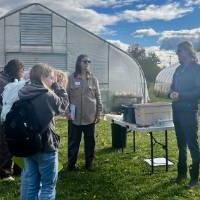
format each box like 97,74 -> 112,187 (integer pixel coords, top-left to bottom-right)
53,71 -> 58,83
170,91 -> 179,101
94,116 -> 101,124
65,113 -> 72,120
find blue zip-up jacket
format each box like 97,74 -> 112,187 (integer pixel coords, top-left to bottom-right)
170,63 -> 200,112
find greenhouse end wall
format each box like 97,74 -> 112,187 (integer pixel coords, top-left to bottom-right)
0,3 -> 149,112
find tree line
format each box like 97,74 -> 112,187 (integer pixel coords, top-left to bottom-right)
127,44 -> 161,84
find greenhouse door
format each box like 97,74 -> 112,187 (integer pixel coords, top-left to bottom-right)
6,53 -> 67,71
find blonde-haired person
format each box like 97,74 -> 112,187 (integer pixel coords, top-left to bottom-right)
19,63 -> 69,200
55,69 -> 68,89
169,41 -> 200,188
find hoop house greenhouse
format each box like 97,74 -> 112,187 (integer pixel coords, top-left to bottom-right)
0,3 -> 148,111
154,65 -> 177,96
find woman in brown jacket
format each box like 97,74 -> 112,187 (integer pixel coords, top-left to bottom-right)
67,54 -> 103,171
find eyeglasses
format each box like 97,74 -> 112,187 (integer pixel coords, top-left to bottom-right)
82,60 -> 91,64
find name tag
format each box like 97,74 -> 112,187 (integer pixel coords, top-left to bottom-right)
75,81 -> 81,86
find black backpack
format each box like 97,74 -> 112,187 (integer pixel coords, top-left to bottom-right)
4,97 -> 47,157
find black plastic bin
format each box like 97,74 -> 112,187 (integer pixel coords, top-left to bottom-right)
121,104 -> 136,123
111,123 -> 127,149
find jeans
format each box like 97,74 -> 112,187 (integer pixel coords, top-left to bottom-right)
173,111 -> 200,178
20,151 -> 58,200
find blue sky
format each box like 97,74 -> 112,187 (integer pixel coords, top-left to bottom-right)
1,0 -> 200,67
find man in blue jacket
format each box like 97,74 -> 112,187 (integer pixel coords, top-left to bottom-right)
169,41 -> 200,188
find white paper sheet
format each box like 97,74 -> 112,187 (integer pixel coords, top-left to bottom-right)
144,157 -> 173,166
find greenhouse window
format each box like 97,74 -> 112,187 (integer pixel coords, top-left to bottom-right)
20,13 -> 52,46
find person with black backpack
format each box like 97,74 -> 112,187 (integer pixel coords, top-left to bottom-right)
0,59 -> 24,181
18,64 -> 68,200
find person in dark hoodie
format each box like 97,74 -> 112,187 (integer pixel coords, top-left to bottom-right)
19,64 -> 69,200
169,41 -> 200,188
0,59 -> 24,180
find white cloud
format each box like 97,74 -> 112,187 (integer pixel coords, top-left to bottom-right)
0,1 -> 195,35
159,28 -> 200,50
100,29 -> 117,36
0,0 -> 120,34
0,0 -> 198,53
53,5 -> 119,33
185,0 -> 200,6
133,28 -> 158,38
120,3 -> 193,22
107,39 -> 129,51
42,1 -> 120,34
135,4 -> 147,9
145,46 -> 178,68
0,0 -> 137,10
70,0 -> 137,8
91,0 -> 139,8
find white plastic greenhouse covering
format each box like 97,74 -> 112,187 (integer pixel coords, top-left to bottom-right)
154,65 -> 177,96
66,21 -> 149,110
109,45 -> 148,98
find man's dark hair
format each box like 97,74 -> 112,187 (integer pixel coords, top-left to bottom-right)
4,59 -> 24,79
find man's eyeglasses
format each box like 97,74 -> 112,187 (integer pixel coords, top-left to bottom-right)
82,60 -> 91,64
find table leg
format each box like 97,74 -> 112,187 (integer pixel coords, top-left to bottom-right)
121,126 -> 125,153
165,130 -> 168,172
150,132 -> 154,174
133,131 -> 136,152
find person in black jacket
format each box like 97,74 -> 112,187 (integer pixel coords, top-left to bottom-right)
169,41 -> 200,188
0,59 -> 24,180
19,64 -> 69,200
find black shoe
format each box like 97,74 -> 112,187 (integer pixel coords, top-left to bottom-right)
85,164 -> 95,171
175,175 -> 187,184
67,165 -> 77,171
187,180 -> 199,189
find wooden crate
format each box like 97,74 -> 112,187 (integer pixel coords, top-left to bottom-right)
134,102 -> 172,126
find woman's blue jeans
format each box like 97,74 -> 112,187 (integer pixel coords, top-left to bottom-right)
20,151 -> 58,200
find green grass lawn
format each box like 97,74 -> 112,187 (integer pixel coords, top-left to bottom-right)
1,119 -> 200,200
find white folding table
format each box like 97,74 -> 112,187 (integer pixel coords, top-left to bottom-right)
104,114 -> 174,173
